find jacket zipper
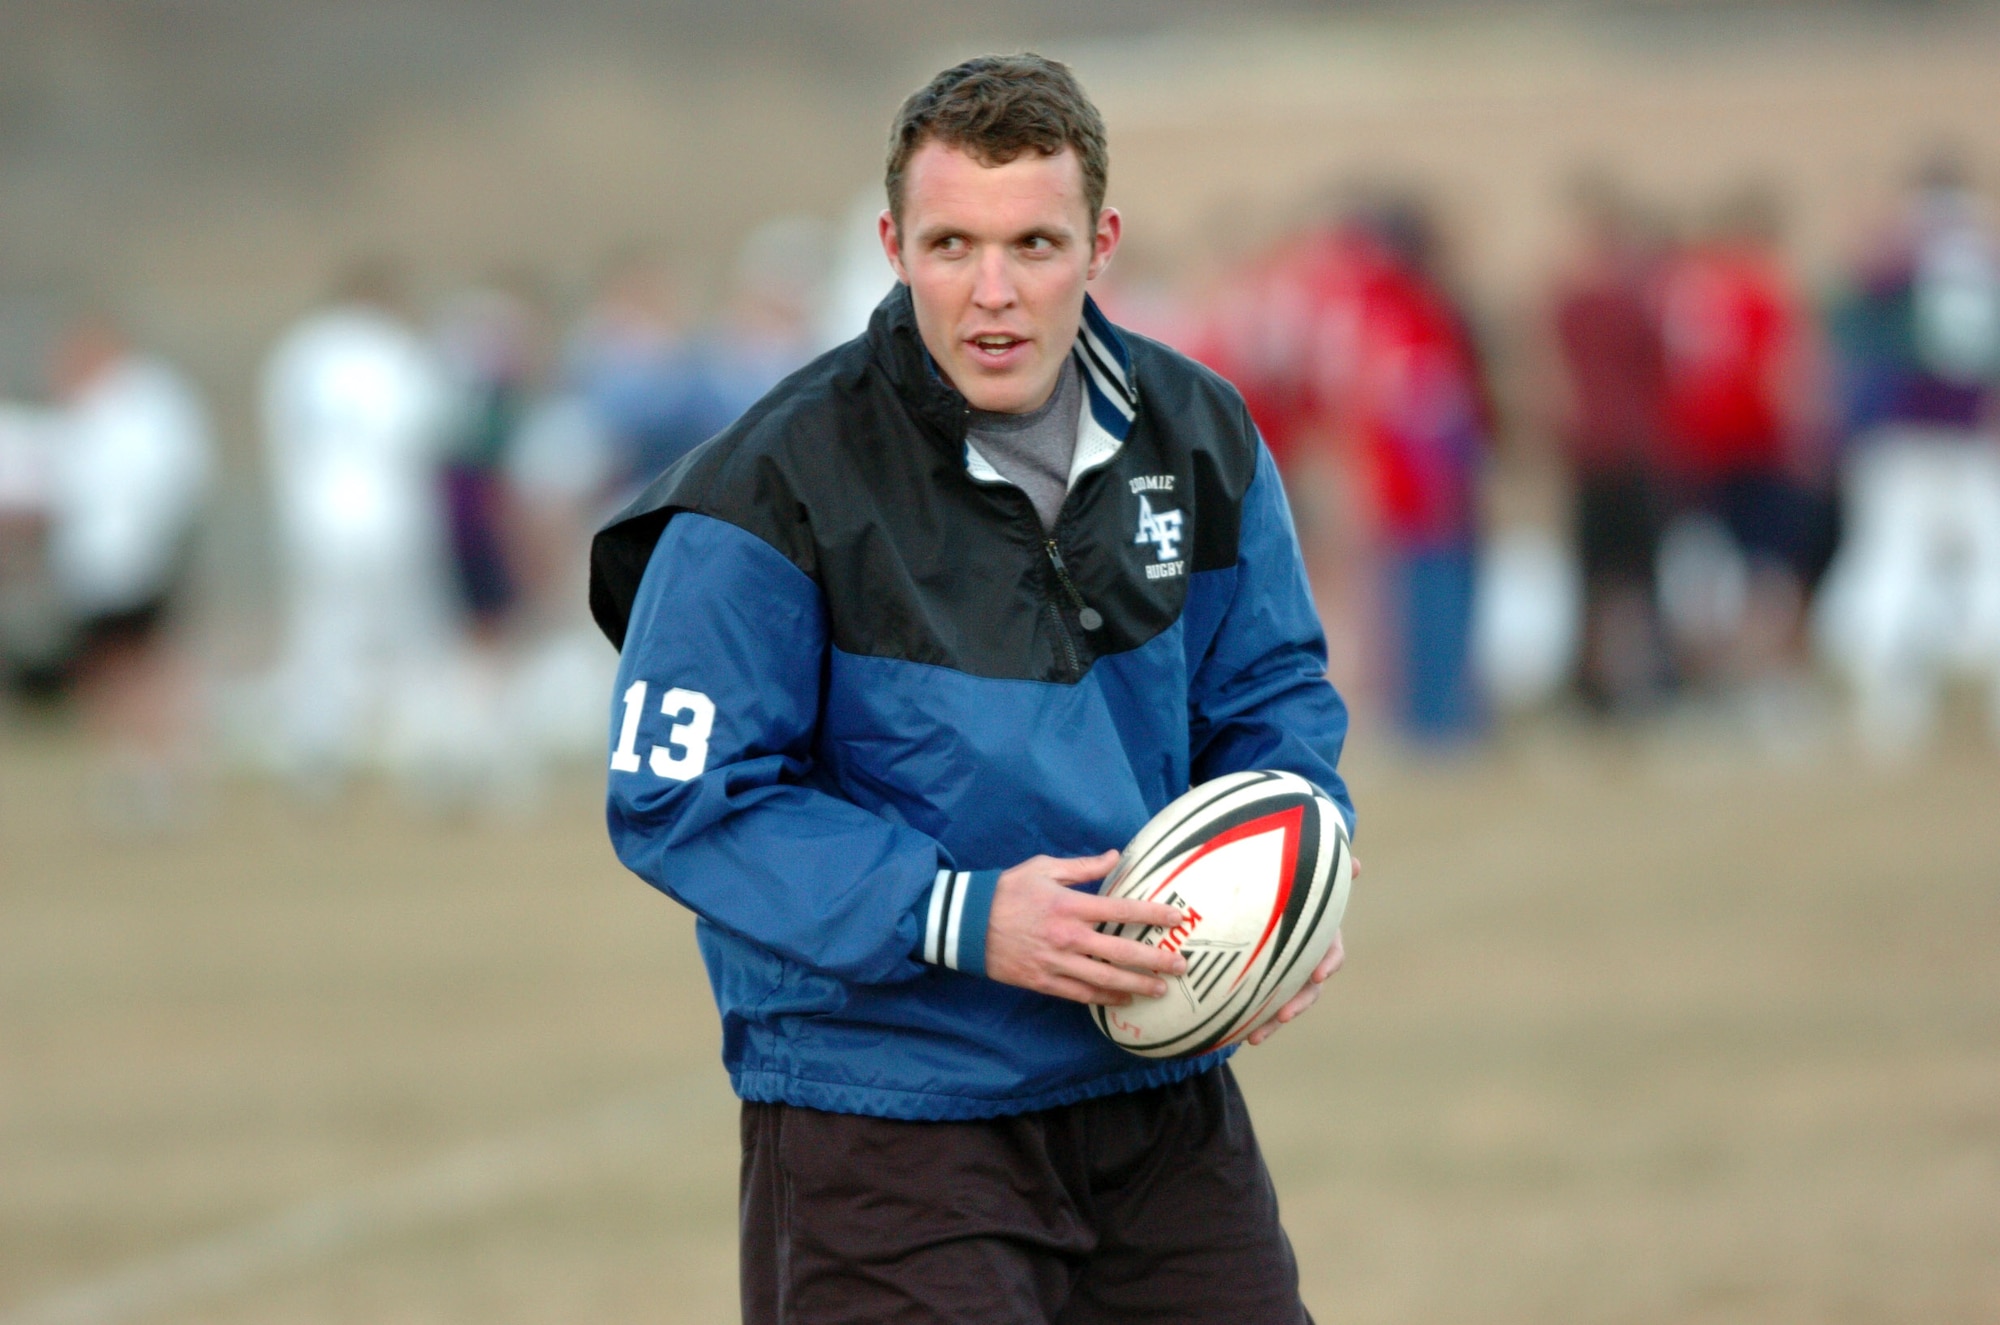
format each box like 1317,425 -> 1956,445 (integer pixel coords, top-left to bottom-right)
1048,536 -> 1112,632
1043,539 -> 1102,632
1045,601 -> 1081,679
1043,538 -> 1103,680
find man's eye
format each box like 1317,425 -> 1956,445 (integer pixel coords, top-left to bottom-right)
1021,236 -> 1054,253
935,236 -> 967,255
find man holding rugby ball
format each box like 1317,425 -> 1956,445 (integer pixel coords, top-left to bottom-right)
591,52 -> 1354,1324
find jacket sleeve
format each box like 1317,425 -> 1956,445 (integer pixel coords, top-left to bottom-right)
1187,443 -> 1356,833
605,511 -> 998,983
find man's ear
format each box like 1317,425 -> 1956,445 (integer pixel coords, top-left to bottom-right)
878,210 -> 911,285
1086,207 -> 1123,283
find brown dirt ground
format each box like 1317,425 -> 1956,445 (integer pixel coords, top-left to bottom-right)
2,714 -> 1997,1324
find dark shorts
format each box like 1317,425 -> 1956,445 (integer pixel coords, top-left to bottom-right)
72,538 -> 194,664
739,1064 -> 1312,1325
442,462 -> 517,623
1700,470 -> 1827,581
77,592 -> 172,654
1575,467 -> 1663,586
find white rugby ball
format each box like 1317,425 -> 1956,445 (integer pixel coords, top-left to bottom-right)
1091,770 -> 1351,1059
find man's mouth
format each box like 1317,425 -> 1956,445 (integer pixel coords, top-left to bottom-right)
969,334 -> 1027,360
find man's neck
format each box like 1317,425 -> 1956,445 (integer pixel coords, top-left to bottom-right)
969,352 -> 1078,430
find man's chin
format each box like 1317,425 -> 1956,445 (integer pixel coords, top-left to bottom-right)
957,367 -> 1052,415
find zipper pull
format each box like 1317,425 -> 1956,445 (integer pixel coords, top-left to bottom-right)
1045,539 -> 1103,631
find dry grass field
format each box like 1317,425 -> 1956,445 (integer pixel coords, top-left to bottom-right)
3,714 -> 1998,1324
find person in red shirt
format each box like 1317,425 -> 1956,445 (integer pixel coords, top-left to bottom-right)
1189,196 -> 1491,742
1353,203 -> 1491,741
1185,226 -> 1347,475
1655,183 -> 1822,695
1294,200 -> 1490,741
1184,218 -> 1374,705
1661,210 -> 1794,490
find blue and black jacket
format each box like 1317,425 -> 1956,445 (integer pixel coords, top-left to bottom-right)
590,284 -> 1353,1121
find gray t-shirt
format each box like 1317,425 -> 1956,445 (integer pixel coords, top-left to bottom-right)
966,355 -> 1080,531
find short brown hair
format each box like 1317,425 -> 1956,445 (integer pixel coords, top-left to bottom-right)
885,53 -> 1109,229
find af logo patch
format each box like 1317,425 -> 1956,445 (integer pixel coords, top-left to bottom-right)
1134,494 -> 1186,580
1135,495 -> 1183,560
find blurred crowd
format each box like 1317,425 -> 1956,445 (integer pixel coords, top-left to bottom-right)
3,155 -> 1998,832
0,217 -> 841,829
1113,151 -> 2000,761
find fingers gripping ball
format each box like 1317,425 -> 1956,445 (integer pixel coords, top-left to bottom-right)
1091,771 -> 1351,1059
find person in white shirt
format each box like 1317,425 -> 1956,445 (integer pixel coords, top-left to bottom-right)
262,261 -> 456,793
46,315 -> 214,825
1817,158 -> 2000,758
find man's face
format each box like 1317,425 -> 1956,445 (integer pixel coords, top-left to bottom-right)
881,141 -> 1120,414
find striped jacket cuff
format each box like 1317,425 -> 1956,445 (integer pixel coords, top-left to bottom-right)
921,868 -> 1002,977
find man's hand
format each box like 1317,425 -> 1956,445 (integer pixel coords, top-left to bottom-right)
984,851 -> 1190,1006
1245,853 -> 1360,1047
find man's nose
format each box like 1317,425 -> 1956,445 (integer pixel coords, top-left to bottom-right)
970,248 -> 1016,310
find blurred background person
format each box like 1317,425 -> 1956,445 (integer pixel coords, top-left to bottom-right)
820,186 -> 899,350
435,280 -> 534,649
1817,153 -> 2000,758
431,277 -> 547,808
1546,172 -> 1671,717
261,258 -> 456,798
1186,219 -> 1324,482
1654,182 -> 1827,728
569,247 -> 737,505
705,214 -> 828,416
1328,196 -> 1495,746
44,311 -> 214,830
1188,191 -> 1495,746
449,271 -> 632,803
1087,238 -> 1203,351
501,338 -> 621,784
0,395 -> 66,700
1185,201 -> 1382,719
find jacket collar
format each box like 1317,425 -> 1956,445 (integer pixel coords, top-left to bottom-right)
871,282 -> 969,444
1074,293 -> 1136,442
869,282 -> 1140,472
1068,295 -> 1137,481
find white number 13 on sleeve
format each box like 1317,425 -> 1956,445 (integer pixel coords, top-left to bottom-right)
610,681 -> 715,780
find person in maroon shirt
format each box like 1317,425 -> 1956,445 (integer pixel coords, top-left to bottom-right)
1548,176 -> 1671,714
